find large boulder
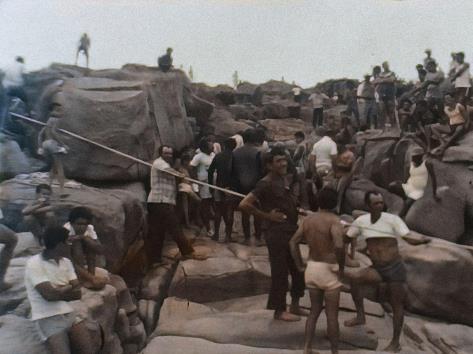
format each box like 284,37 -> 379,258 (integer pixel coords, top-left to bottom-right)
0,137 -> 30,180
0,174 -> 146,272
442,131 -> 473,163
206,108 -> 252,140
259,118 -> 311,142
401,236 -> 473,326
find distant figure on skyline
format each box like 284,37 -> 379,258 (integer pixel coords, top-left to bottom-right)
75,33 -> 90,68
158,47 -> 174,72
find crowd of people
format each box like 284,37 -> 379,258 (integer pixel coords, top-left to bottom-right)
0,48 -> 470,354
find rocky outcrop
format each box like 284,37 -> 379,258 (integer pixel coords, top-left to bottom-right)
0,174 -> 146,272
205,107 -> 252,140
259,118 -> 311,141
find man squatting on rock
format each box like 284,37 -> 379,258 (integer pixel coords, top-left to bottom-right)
239,146 -> 307,321
289,188 -> 345,354
344,191 -> 430,352
24,226 -> 96,354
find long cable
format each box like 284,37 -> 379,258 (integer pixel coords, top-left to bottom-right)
10,112 -> 246,198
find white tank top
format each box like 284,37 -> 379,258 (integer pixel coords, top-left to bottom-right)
402,161 -> 428,200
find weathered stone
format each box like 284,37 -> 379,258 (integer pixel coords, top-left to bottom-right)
0,137 -> 30,180
0,175 -> 146,272
0,315 -> 46,354
259,118 -> 311,141
206,107 -> 252,140
442,131 -> 473,163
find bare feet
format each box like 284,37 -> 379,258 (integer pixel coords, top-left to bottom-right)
344,316 -> 366,327
384,341 -> 401,353
274,311 -> 301,322
289,305 -> 310,317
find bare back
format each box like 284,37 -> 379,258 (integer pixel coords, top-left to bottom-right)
302,211 -> 344,264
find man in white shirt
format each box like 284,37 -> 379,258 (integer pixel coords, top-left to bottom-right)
357,75 -> 376,130
308,89 -> 330,128
0,208 -> 18,292
343,191 -> 429,353
2,56 -> 29,111
24,226 -> 94,354
450,52 -> 471,104
309,127 -> 338,180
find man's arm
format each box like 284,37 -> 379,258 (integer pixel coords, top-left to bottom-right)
451,63 -> 470,81
239,192 -> 286,223
289,224 -> 305,273
35,281 -> 81,302
208,158 -> 217,186
292,145 -> 304,163
401,232 -> 430,245
330,222 -> 346,276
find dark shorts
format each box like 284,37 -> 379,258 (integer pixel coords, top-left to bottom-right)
372,259 -> 406,283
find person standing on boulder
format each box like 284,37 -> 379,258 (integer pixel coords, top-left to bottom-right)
75,33 -> 90,68
450,52 -> 471,105
344,191 -> 430,353
373,61 -> 397,129
239,146 -> 306,322
147,145 -> 205,267
308,89 -> 330,128
289,188 -> 345,354
0,207 -> 18,292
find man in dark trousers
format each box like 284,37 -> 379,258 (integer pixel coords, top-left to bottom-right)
208,138 -> 237,242
239,146 -> 306,321
232,129 -> 263,245
147,145 -> 205,267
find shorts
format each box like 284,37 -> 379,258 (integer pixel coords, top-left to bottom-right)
305,260 -> 342,291
372,259 -> 406,283
316,165 -> 332,178
35,312 -> 82,342
41,139 -> 67,155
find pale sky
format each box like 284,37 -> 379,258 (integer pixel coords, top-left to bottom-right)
0,0 -> 472,87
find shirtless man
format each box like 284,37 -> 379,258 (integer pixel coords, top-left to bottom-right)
344,191 -> 429,352
75,33 -> 90,68
289,188 -> 345,354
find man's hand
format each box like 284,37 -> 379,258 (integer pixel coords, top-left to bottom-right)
268,209 -> 287,223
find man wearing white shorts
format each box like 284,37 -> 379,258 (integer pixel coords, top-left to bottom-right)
290,188 -> 345,354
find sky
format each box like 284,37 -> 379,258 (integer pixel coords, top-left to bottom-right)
0,0 -> 472,87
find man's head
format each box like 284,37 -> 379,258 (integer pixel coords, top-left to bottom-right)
415,64 -> 424,72
198,137 -> 212,154
166,47 -> 173,55
42,226 -> 69,256
15,56 -> 24,64
68,207 -> 93,235
263,146 -> 287,176
223,137 -> 237,151
425,49 -> 431,57
364,74 -> 371,82
254,128 -> 266,146
444,94 -> 455,107
364,191 -> 384,213
401,99 -> 412,110
317,188 -> 338,211
294,131 -> 305,144
372,66 -> 381,76
315,126 -> 328,137
456,52 -> 465,64
382,61 -> 390,71
36,184 -> 52,202
426,60 -> 437,73
158,145 -> 174,163
242,129 -> 256,145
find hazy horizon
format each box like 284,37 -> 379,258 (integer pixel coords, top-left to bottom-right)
1,0 -> 472,87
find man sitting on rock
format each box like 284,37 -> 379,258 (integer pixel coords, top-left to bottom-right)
158,47 -> 173,72
63,207 -> 107,290
239,146 -> 306,322
289,188 -> 345,354
24,226 -> 95,354
0,207 -> 18,292
344,191 -> 430,353
22,184 -> 56,241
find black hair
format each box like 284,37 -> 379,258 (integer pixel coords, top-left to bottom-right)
254,128 -> 266,145
68,207 -> 93,223
43,226 -> 68,250
223,138 -> 237,151
36,184 -> 52,193
198,137 -> 211,153
263,146 -> 287,166
364,190 -> 382,207
15,56 -> 24,63
158,145 -> 173,156
457,52 -> 465,57
242,129 -> 256,144
317,188 -> 338,210
294,131 -> 305,140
